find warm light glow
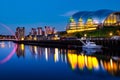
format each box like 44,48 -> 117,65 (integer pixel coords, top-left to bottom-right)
109,32 -> 113,36
92,57 -> 99,69
78,55 -> 85,70
87,56 -> 92,70
67,27 -> 96,33
54,48 -> 59,62
68,53 -> 77,70
34,46 -> 38,54
102,59 -> 118,74
21,44 -> 24,50
84,34 -> 87,37
34,37 -> 37,40
21,37 -> 24,40
68,53 -> 99,70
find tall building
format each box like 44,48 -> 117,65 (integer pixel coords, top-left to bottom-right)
37,27 -> 43,35
15,27 -> 25,40
31,28 -> 37,35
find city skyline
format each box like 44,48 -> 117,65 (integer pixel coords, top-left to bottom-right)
0,0 -> 120,35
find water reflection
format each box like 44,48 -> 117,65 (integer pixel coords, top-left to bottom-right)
16,44 -> 25,58
0,42 -> 17,64
0,41 -> 14,48
15,44 -> 120,77
0,42 -> 120,79
67,49 -> 120,77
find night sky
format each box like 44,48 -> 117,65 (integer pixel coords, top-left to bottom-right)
0,0 -> 120,34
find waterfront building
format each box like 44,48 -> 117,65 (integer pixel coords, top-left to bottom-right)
66,9 -> 120,33
15,27 -> 25,40
37,27 -> 43,35
31,28 -> 37,35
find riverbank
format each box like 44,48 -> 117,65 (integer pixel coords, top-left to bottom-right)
13,39 -> 120,48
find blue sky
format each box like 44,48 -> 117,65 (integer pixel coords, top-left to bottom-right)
0,0 -> 120,34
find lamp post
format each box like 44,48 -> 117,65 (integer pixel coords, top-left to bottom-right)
109,32 -> 113,37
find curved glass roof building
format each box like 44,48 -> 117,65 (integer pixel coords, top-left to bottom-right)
66,9 -> 120,33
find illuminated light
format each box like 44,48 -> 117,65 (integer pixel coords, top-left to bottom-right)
100,60 -> 105,70
110,59 -> 113,68
45,48 -> 48,61
21,37 -> 24,40
103,62 -> 107,70
1,42 -> 5,48
107,62 -> 111,71
78,55 -> 85,70
113,62 -> 117,71
21,44 -> 24,51
34,46 -> 38,54
67,53 -> 77,70
85,55 -> 88,66
109,32 -> 113,36
87,56 -> 93,70
34,37 -> 37,40
67,27 -> 96,33
54,48 -> 59,62
84,34 -> 87,37
92,57 -> 99,70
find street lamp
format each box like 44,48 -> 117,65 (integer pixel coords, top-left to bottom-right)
84,34 -> 87,37
109,32 -> 113,36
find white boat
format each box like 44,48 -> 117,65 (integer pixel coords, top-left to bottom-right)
82,41 -> 102,49
82,48 -> 102,54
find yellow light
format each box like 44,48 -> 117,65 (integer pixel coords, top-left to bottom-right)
87,56 -> 92,70
84,34 -> 87,37
34,37 -> 37,40
54,48 -> 59,62
109,32 -> 113,36
78,55 -> 85,70
92,57 -> 99,69
21,37 -> 24,40
67,27 -> 96,33
67,53 -> 77,70
21,44 -> 24,50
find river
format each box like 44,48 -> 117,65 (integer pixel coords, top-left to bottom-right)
0,41 -> 120,80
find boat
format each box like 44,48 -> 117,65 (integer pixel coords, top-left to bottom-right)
82,48 -> 102,54
82,41 -> 102,49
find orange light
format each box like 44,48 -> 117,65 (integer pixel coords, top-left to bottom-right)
68,53 -> 77,70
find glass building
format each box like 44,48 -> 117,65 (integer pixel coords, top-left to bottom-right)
66,9 -> 120,33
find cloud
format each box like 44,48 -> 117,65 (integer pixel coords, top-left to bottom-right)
60,10 -> 79,17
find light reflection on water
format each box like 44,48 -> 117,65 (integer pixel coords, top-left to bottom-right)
0,41 -> 120,80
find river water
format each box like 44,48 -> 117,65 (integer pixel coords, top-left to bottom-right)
0,41 -> 120,80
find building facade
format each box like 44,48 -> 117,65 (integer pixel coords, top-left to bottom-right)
66,9 -> 120,33
15,27 -> 25,40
